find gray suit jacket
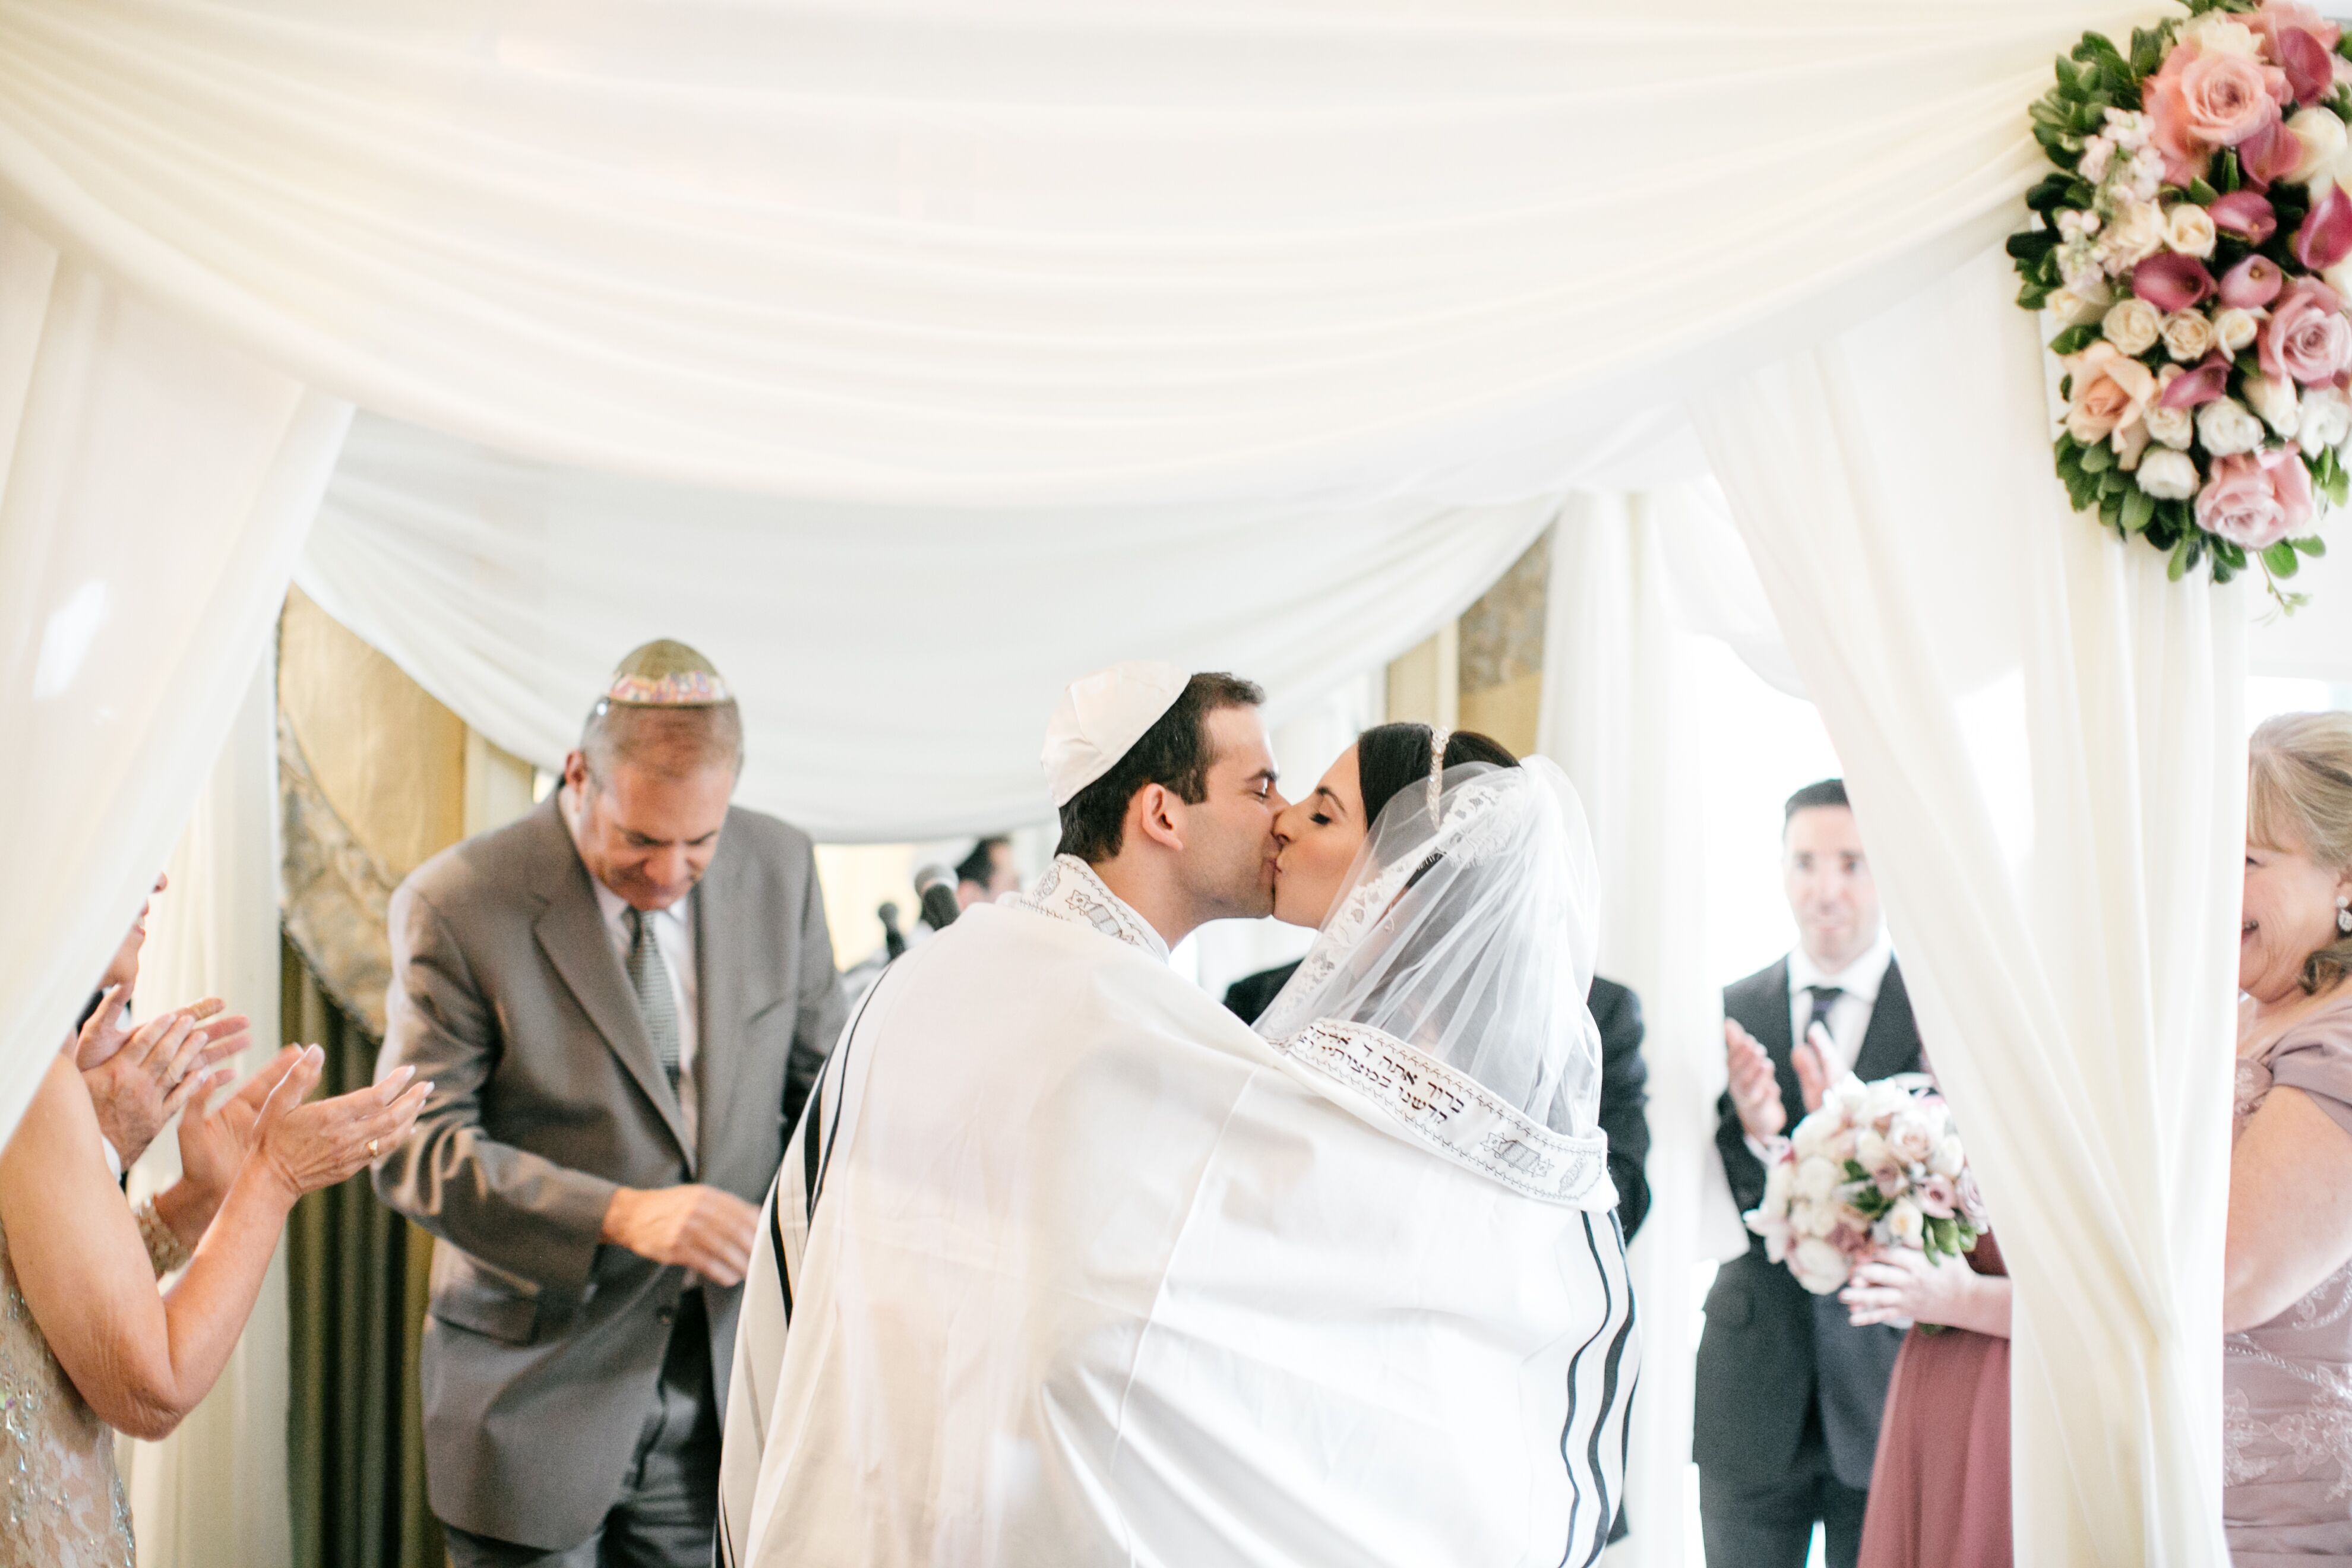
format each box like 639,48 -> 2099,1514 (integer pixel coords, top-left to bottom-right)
1693,956 -> 1918,1494
371,796 -> 846,1550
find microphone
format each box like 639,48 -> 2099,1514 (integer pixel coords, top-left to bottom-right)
913,864 -> 962,932
877,901 -> 907,960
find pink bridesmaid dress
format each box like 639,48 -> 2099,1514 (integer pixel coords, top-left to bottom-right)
1855,1232 -> 2010,1568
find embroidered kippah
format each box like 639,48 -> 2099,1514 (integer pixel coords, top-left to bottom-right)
1424,726 -> 1451,826
602,639 -> 732,707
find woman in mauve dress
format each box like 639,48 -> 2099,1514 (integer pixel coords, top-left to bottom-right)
2223,712 -> 2352,1563
1839,1162 -> 2011,1566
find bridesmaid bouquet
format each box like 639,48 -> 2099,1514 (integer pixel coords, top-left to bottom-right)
1744,1073 -> 1989,1296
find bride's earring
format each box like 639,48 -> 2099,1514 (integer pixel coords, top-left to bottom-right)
2338,894 -> 2351,936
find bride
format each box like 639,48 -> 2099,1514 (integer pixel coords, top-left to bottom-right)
720,711 -> 1635,1567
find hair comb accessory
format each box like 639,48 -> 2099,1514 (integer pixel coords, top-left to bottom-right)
1425,726 -> 1452,826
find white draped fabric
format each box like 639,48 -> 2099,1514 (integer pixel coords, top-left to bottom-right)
1692,247 -> 2243,1564
1539,492 -> 1731,1566
0,216 -> 347,1144
117,657 -> 292,1568
0,0 -> 2134,504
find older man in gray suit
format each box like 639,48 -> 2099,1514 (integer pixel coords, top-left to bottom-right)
374,640 -> 848,1568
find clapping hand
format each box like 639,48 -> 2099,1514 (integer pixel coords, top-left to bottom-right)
77,990 -> 251,1168
249,1050 -> 432,1204
178,1045 -> 306,1209
1725,1018 -> 1833,1146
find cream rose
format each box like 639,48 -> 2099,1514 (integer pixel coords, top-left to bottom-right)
2182,12 -> 2263,57
1791,1237 -> 1851,1295
2302,385 -> 2352,449
1793,1156 -> 1842,1204
2161,309 -> 2216,362
2047,280 -> 2112,327
1929,1135 -> 1966,1180
2197,396 -> 2267,457
2244,372 -> 2303,437
2138,447 -> 2204,499
2100,201 -> 2168,271
2104,297 -> 2162,355
2166,203 -> 2218,259
2064,342 -> 2161,444
2291,105 -> 2351,188
1854,1128 -> 1891,1174
2145,398 -> 2196,449
2214,305 -> 2265,359
1793,1203 -> 1839,1240
1885,1198 -> 1927,1249
1888,1115 -> 1937,1166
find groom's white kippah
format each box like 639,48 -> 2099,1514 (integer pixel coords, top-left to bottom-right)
1042,660 -> 1190,807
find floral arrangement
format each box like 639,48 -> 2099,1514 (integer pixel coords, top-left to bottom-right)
1744,1073 -> 1988,1297
2010,0 -> 2351,606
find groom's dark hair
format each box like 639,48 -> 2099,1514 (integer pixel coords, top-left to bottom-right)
1058,672 -> 1264,864
1784,777 -> 1850,825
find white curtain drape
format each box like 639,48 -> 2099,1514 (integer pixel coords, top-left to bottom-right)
0,213 -> 347,1141
296,415 -> 1668,838
118,655 -> 291,1568
1539,493 -> 1724,1568
1692,246 -> 2242,1563
0,0 -> 2139,504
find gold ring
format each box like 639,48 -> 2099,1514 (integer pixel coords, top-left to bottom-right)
367,1138 -> 380,1158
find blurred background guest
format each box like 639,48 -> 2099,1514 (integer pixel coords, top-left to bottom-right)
1840,1073 -> 2012,1568
0,890 -> 425,1567
1702,778 -> 1922,1568
954,834 -> 1021,909
2224,711 -> 2352,1561
372,640 -> 845,1568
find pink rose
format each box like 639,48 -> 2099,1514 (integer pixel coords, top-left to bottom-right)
2183,47 -> 2290,145
2250,0 -> 2344,105
2134,252 -> 2219,311
2196,446 -> 2315,548
2296,181 -> 2352,271
2065,342 -> 2161,441
2260,279 -> 2352,384
1917,1175 -> 1958,1220
2220,253 -> 2287,308
2211,190 -> 2280,244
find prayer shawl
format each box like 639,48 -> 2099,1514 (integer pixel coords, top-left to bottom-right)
718,859 -> 1636,1567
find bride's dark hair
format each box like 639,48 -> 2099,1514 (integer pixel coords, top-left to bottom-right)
1356,723 -> 1519,828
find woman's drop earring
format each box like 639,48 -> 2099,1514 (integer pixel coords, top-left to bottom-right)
2338,894 -> 2351,935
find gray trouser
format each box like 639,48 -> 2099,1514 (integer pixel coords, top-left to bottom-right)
444,1293 -> 720,1568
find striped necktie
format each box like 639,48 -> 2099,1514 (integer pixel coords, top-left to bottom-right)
625,906 -> 683,1097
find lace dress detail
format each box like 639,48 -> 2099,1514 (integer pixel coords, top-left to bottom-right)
0,1215 -> 141,1568
2226,994 -> 2352,1560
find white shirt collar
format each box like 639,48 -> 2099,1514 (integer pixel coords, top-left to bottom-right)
589,875 -> 691,935
1016,855 -> 1169,962
1787,924 -> 1894,1002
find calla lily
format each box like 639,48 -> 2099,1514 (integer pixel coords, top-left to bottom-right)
2159,353 -> 2233,409
2242,115 -> 2307,187
2276,26 -> 2337,106
2295,181 -> 2352,271
2210,190 -> 2280,244
2220,253 -> 2287,308
2133,252 -> 2218,312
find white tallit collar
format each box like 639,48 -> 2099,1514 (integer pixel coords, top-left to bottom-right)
1015,855 -> 1170,962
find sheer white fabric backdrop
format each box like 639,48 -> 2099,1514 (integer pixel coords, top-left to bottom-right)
0,214 -> 347,1147
117,657 -> 292,1568
0,0 -> 2136,502
1692,245 -> 2242,1564
1539,493 -> 1724,1567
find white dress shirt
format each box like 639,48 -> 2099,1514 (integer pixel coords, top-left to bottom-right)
588,878 -> 701,1149
1784,925 -> 1896,1082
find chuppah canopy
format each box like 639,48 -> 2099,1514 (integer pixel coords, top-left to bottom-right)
0,0 -> 2310,1561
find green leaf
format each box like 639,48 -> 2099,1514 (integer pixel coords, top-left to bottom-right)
2218,148 -> 2243,194
2265,540 -> 2302,577
2168,535 -> 2194,581
2122,485 -> 2156,534
2079,440 -> 2115,473
2294,535 -> 2329,557
2187,176 -> 2220,205
2048,323 -> 2102,357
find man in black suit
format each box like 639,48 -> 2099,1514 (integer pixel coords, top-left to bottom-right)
1695,778 -> 1921,1568
1223,964 -> 1652,1241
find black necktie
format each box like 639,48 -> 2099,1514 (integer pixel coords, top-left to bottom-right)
1806,985 -> 1843,1051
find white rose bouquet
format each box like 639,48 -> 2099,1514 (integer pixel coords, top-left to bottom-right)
2012,0 -> 2351,610
1743,1073 -> 1989,1298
